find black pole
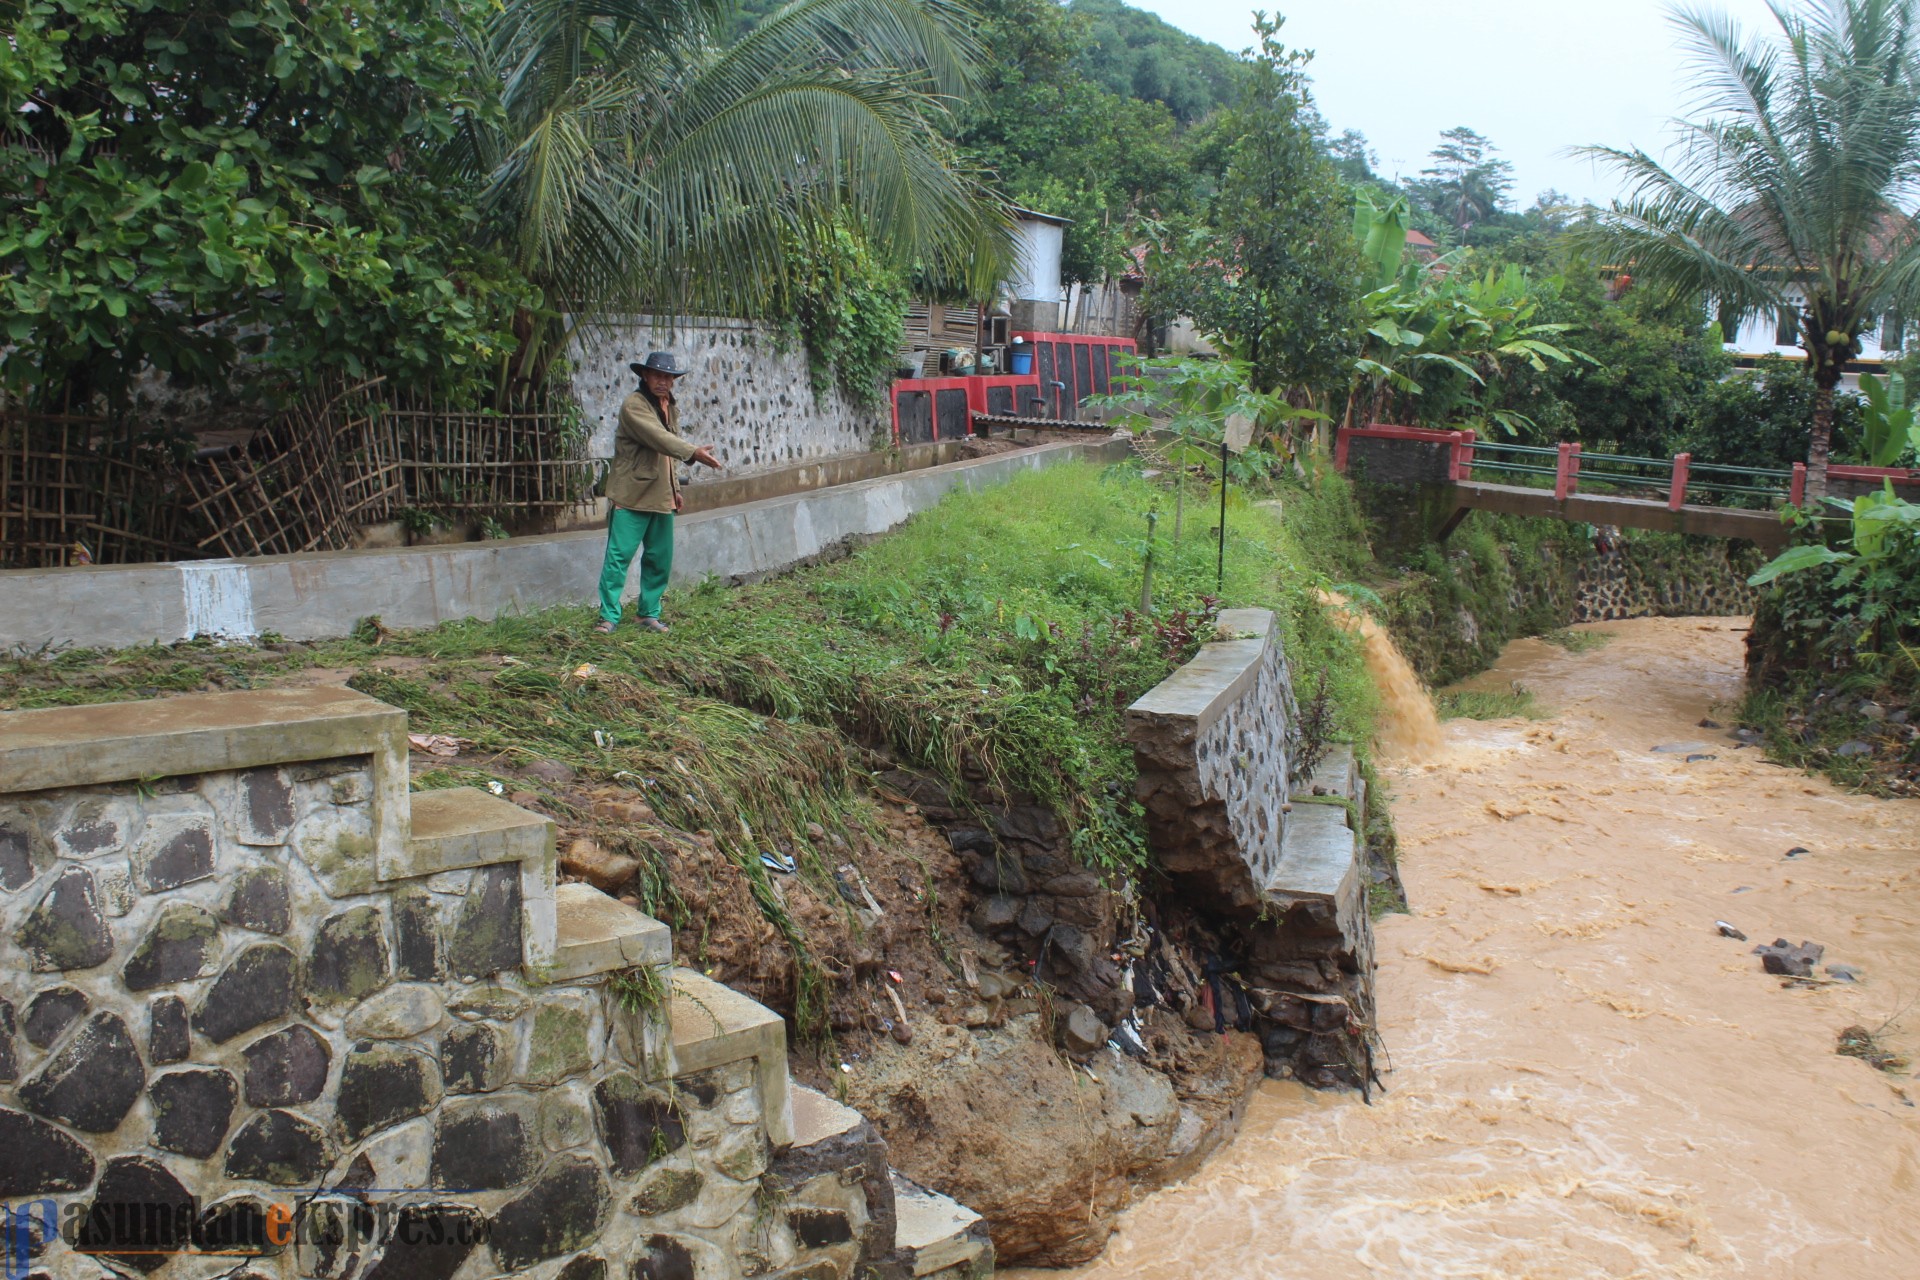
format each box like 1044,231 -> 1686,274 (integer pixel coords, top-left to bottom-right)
1217,438 -> 1228,592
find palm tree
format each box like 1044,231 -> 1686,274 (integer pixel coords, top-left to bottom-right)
450,0 -> 1012,383
1578,0 -> 1920,494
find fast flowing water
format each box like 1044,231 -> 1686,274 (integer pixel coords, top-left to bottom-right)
1031,616 -> 1920,1280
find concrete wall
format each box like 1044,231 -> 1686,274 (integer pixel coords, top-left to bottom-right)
569,316 -> 886,480
0,438 -> 1129,654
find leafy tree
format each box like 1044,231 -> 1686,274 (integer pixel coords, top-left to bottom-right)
1323,128 -> 1382,185
1412,126 -> 1514,235
1507,263 -> 1731,455
1145,17 -> 1365,395
954,0 -> 1197,284
1347,258 -> 1587,437
0,0 -> 531,409
1676,358 -> 1854,471
1578,0 -> 1920,494
774,221 -> 909,407
450,0 -> 1011,382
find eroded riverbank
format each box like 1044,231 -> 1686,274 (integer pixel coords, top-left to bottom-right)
1017,616 -> 1920,1279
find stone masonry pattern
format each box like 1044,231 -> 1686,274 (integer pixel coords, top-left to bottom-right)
0,760 -> 879,1280
1131,631 -> 1300,918
571,318 -> 885,480
1128,615 -> 1377,1092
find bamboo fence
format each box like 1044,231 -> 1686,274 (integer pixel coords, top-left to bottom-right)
1,381 -> 604,569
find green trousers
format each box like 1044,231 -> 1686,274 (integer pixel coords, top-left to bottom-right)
598,507 -> 674,623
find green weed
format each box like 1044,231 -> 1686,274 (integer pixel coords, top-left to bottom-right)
1541,628 -> 1613,653
1437,685 -> 1541,721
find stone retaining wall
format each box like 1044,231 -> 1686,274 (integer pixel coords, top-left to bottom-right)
570,317 -> 885,478
1572,534 -> 1760,623
0,688 -> 898,1280
1127,610 -> 1300,918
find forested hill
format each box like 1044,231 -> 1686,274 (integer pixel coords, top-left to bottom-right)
1068,0 -> 1240,124
729,0 -> 1240,123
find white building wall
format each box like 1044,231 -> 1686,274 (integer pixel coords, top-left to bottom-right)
1726,288 -> 1908,362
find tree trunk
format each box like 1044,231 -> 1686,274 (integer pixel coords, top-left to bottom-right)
1808,381 -> 1833,498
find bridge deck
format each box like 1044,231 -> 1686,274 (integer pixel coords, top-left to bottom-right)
1451,481 -> 1789,550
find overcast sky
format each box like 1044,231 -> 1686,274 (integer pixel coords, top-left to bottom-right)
1120,0 -> 1788,206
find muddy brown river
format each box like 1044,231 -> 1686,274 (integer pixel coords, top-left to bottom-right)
1021,616 -> 1920,1280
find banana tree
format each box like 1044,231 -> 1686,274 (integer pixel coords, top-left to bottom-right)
1353,190 -> 1411,291
1344,257 -> 1592,436
1857,372 -> 1920,465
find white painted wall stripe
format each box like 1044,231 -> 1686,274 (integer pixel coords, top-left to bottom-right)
178,561 -> 258,641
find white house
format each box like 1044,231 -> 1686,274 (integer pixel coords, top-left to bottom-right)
1725,289 -> 1906,375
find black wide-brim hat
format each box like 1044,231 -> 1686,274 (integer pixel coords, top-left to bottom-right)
631,351 -> 690,377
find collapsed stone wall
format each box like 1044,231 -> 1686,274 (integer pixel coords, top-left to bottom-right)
1127,610 -> 1377,1090
872,609 -> 1373,1096
1129,617 -> 1299,918
570,317 -> 887,480
0,688 -> 920,1280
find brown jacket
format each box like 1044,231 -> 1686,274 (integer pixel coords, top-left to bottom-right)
607,390 -> 696,513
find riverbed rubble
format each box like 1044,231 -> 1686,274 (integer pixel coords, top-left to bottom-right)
1753,937 -> 1826,976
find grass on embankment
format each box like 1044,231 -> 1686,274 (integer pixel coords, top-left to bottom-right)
0,460 -> 1390,960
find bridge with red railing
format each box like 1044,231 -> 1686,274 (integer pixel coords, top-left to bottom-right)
1334,423 -> 1920,550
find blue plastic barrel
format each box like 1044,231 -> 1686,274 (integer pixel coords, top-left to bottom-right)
1009,348 -> 1033,375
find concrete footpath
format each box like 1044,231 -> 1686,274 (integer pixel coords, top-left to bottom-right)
0,438 -> 1127,652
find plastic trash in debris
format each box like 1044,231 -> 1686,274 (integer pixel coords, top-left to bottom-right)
887,970 -> 904,984
760,851 -> 797,875
1715,921 -> 1748,941
1784,846 -> 1811,859
840,1062 -> 853,1073
407,733 -> 463,757
593,729 -> 611,749
1110,1014 -> 1149,1057
486,780 -> 506,796
572,663 -> 598,680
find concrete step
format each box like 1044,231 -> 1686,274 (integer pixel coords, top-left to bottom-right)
403,786 -> 553,877
789,1082 -> 864,1151
551,882 -> 671,982
889,1173 -> 992,1278
1301,743 -> 1363,807
402,786 -> 558,973
668,968 -> 794,1146
1264,800 -> 1358,909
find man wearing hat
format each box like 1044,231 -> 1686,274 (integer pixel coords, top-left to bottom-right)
594,351 -> 721,633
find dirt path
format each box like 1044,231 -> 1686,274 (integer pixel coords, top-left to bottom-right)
1013,616 -> 1920,1280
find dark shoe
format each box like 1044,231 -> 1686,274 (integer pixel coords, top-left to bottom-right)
636,617 -> 670,633
591,618 -> 617,634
